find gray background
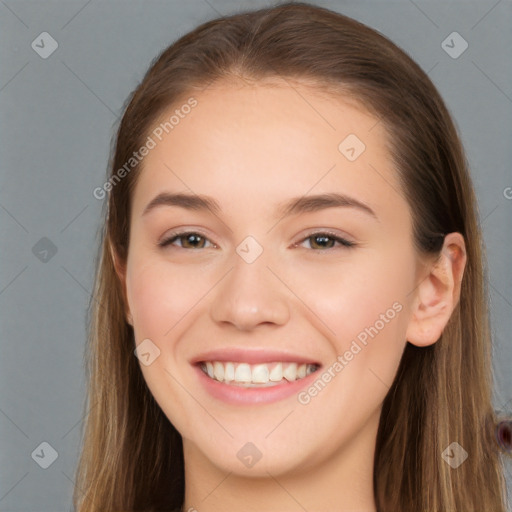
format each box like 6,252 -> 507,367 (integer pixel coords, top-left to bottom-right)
0,1 -> 511,510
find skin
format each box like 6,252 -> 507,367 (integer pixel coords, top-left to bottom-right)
112,78 -> 466,512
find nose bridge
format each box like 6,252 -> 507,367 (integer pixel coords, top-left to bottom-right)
210,236 -> 290,330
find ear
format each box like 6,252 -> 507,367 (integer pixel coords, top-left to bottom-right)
406,232 -> 466,347
109,240 -> 133,326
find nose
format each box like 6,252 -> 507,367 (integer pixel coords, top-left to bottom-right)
210,252 -> 290,331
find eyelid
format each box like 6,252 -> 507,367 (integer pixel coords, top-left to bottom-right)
297,228 -> 355,243
294,229 -> 356,249
158,228 -> 216,248
159,228 -> 356,250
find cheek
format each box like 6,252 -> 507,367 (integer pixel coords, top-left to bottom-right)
289,248 -> 414,341
290,247 -> 414,391
125,256 -> 209,433
126,255 -> 208,340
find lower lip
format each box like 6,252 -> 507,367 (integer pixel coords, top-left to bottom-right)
193,364 -> 321,405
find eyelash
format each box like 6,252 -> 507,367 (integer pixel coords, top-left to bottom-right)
158,231 -> 356,251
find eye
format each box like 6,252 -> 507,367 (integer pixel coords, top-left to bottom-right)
296,231 -> 356,250
158,230 -> 356,251
158,231 -> 216,250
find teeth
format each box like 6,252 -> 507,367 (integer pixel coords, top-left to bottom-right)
200,361 -> 318,386
234,363 -> 252,383
224,362 -> 235,382
283,363 -> 297,381
213,361 -> 224,382
269,362 -> 282,382
251,364 -> 269,383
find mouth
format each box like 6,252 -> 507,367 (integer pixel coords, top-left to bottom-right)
190,348 -> 323,404
198,361 -> 320,387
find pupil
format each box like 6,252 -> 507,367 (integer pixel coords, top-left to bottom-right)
186,234 -> 202,247
314,235 -> 333,248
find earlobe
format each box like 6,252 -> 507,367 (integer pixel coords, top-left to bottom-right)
406,232 -> 466,347
108,240 -> 133,326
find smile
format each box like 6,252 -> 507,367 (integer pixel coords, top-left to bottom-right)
199,361 -> 319,387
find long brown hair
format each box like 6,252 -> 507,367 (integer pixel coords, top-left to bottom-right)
73,3 -> 511,511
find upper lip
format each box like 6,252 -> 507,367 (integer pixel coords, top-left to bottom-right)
190,348 -> 321,366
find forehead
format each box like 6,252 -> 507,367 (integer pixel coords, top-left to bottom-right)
130,79 -> 406,225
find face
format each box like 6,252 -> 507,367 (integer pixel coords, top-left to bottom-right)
120,79 -> 422,477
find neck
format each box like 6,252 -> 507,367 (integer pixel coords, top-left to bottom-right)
181,409 -> 379,512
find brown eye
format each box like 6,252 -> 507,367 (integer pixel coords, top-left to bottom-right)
159,232 -> 214,250
299,232 -> 355,250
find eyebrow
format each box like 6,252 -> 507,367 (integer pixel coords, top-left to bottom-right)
142,191 -> 378,220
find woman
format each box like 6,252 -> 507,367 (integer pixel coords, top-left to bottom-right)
74,2 -> 511,511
